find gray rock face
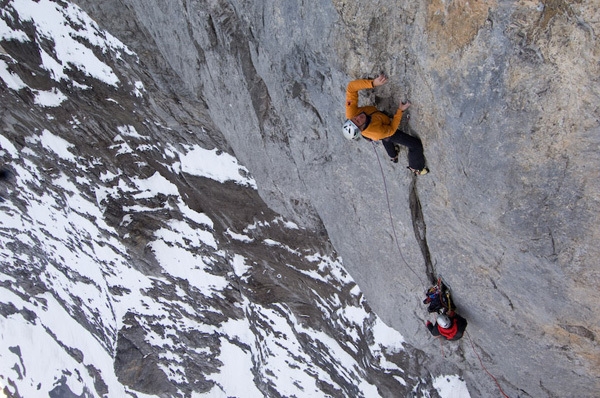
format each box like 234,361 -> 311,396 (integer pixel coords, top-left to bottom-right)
1,2 -> 441,397
74,0 -> 599,396
3,0 -> 598,396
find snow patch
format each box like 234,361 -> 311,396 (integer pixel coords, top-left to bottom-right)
34,87 -> 67,107
0,133 -> 19,156
0,59 -> 27,90
36,129 -> 77,162
131,172 -> 179,199
179,145 -> 257,188
225,228 -> 253,242
433,374 -> 471,398
230,254 -> 251,279
210,337 -> 264,398
117,125 -> 145,139
5,0 -> 133,86
0,15 -> 28,41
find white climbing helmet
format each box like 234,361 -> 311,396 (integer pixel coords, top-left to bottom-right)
342,119 -> 361,140
437,314 -> 451,329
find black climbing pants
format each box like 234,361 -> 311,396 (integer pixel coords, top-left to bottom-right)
382,131 -> 426,170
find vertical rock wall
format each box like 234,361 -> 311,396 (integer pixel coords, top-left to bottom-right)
74,0 -> 600,396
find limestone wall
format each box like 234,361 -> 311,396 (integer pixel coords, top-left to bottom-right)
74,0 -> 600,396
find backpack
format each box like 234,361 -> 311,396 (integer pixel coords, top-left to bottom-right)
423,278 -> 455,314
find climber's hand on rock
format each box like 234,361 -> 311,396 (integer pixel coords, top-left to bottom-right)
373,73 -> 387,87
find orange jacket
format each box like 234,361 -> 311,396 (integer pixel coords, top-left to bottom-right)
345,79 -> 403,141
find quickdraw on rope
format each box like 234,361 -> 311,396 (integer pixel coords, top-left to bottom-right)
371,140 -> 425,286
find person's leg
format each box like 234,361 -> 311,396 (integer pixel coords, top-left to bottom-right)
381,139 -> 398,159
387,131 -> 426,170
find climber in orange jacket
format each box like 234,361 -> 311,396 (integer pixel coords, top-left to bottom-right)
343,74 -> 428,175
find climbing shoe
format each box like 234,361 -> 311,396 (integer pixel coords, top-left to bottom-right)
408,166 -> 429,176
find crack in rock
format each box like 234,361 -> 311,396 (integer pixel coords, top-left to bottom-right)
409,179 -> 436,285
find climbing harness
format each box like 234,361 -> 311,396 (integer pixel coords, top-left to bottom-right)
371,140 -> 425,286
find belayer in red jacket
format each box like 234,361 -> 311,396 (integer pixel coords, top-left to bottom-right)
426,313 -> 468,341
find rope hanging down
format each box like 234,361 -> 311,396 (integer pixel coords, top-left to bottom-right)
373,142 -> 510,397
466,331 -> 510,398
372,141 -> 425,286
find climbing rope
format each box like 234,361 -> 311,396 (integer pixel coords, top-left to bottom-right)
465,331 -> 510,398
373,141 -> 508,396
372,141 -> 509,396
371,141 -> 425,286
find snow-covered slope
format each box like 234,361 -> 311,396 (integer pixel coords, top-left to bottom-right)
0,1 -> 467,396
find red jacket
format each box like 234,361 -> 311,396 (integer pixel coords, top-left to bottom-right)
345,79 -> 403,141
427,314 -> 468,341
